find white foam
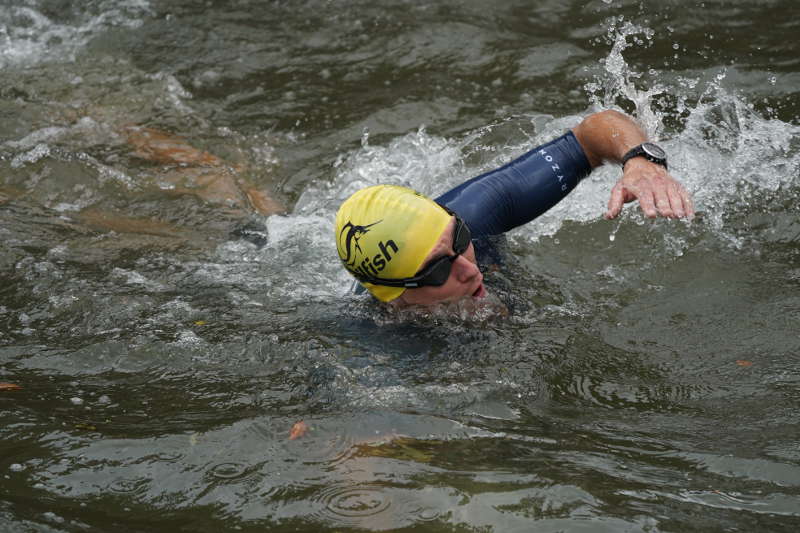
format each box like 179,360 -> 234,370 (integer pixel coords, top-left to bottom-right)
10,143 -> 51,168
111,268 -> 165,292
294,127 -> 463,216
0,1 -> 152,69
309,20 -> 800,249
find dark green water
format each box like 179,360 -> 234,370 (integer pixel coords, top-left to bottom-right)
2,1 -> 799,531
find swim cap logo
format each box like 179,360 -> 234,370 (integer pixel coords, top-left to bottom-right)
338,220 -> 399,279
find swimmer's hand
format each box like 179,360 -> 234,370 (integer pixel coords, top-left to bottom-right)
572,110 -> 694,221
605,158 -> 694,220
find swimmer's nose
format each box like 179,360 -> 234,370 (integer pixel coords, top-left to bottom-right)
452,254 -> 480,283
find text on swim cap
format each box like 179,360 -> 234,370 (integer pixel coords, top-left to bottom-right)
338,220 -> 399,279
351,239 -> 398,279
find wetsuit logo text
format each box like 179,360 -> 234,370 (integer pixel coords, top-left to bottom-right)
539,149 -> 568,192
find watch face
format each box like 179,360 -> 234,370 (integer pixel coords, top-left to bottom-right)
641,142 -> 666,160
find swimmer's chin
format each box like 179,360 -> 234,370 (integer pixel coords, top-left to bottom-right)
389,284 -> 488,308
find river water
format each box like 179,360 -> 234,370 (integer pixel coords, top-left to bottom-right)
1,0 -> 799,531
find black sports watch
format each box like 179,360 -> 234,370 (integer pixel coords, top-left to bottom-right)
621,142 -> 668,170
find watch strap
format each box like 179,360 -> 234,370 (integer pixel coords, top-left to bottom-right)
621,143 -> 668,170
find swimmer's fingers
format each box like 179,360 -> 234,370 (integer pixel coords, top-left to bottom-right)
662,176 -> 694,219
609,160 -> 694,220
667,183 -> 683,218
605,181 -> 625,219
652,180 -> 674,218
678,182 -> 695,219
636,185 -> 659,218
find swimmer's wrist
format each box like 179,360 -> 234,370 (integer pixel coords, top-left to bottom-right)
621,142 -> 668,170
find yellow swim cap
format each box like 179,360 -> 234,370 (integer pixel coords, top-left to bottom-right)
335,185 -> 451,302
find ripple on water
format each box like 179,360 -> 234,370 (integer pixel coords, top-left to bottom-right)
311,482 -> 392,529
108,477 -> 149,495
664,489 -> 800,517
208,462 -> 248,481
305,483 -> 450,529
150,451 -> 183,463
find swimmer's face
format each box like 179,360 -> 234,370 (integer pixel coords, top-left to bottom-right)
395,217 -> 487,306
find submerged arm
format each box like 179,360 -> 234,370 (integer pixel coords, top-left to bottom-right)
571,110 -> 694,219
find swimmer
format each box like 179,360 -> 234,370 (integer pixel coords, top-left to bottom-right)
335,110 -> 694,307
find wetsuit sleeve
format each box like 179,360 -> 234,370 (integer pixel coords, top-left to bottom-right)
435,131 -> 592,237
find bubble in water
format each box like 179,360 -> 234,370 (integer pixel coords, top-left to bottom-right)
70,397 -> 84,405
9,463 -> 24,472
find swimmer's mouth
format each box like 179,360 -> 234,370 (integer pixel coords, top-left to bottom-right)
472,282 -> 487,299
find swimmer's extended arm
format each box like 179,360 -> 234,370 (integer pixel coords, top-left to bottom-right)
571,110 -> 694,219
435,131 -> 592,236
436,110 -> 693,237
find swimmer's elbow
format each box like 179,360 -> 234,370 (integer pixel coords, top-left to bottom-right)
572,110 -> 642,168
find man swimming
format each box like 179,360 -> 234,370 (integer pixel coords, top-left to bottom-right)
334,110 -> 694,306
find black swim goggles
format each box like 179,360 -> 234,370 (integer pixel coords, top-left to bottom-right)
356,207 -> 472,289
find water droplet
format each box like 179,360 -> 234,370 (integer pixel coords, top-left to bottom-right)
70,397 -> 83,405
9,463 -> 23,472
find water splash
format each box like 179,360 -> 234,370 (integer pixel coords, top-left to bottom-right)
584,18 -> 800,219
585,18 -> 665,138
294,126 -> 463,217
0,1 -> 152,69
